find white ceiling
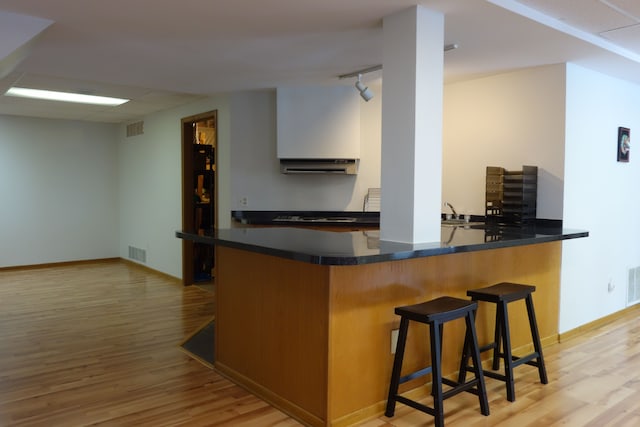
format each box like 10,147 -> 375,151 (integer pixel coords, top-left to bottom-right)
0,0 -> 639,123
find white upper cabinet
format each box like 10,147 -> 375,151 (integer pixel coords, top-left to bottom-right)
276,85 -> 361,159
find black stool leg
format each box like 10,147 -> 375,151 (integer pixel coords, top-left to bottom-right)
498,300 -> 516,402
431,323 -> 444,396
525,294 -> 548,384
430,320 -> 444,427
456,328 -> 470,385
456,306 -> 478,385
465,312 -> 489,415
385,317 -> 409,417
455,311 -> 490,416
492,306 -> 502,370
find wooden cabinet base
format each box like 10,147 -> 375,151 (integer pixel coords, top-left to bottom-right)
215,242 -> 561,426
215,361 -> 327,427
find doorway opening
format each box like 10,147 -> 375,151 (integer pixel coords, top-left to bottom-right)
181,110 -> 218,286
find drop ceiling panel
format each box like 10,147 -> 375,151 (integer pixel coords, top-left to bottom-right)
2,73 -> 203,122
0,105 -> 107,121
606,0 -> 640,19
130,92 -> 206,108
81,110 -> 146,123
13,73 -> 152,99
601,23 -> 640,52
0,95 -> 111,111
517,0 -> 636,33
0,93 -> 137,122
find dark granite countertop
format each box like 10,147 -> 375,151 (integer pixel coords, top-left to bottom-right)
176,223 -> 588,266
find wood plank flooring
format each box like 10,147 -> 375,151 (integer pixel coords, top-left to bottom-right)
0,260 -> 300,426
1,260 -> 640,426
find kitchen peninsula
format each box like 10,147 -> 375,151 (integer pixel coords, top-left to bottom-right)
176,223 -> 587,427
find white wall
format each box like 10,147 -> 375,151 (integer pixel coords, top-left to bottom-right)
117,95 -> 231,279
442,63 -> 640,332
115,84 -> 380,279
560,63 -> 640,332
0,116 -> 118,267
229,82 -> 381,212
230,68 -> 567,217
443,65 -> 566,219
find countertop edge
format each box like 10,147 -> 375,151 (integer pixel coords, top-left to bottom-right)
176,228 -> 588,266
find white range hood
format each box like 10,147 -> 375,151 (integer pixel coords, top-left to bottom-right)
276,85 -> 361,173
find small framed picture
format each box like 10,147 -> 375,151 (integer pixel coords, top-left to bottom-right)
618,127 -> 630,162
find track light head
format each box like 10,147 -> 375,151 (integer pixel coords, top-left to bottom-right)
355,74 -> 373,102
359,86 -> 374,102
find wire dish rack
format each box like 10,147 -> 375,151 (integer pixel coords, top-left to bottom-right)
363,187 -> 381,212
486,166 -> 537,227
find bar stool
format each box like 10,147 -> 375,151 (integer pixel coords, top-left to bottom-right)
460,282 -> 548,402
385,296 -> 490,427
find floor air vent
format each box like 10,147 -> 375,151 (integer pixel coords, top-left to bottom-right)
627,266 -> 640,306
126,121 -> 144,137
128,246 -> 147,263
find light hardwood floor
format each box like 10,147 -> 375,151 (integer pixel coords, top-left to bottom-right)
1,260 -> 640,426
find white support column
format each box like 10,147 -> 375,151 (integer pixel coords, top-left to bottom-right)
380,6 -> 444,243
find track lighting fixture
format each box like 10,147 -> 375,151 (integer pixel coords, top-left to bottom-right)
339,43 -> 459,102
355,74 -> 373,102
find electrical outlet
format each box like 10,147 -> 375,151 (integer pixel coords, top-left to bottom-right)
391,329 -> 399,354
240,197 -> 248,207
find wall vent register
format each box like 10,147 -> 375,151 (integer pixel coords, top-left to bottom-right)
126,121 -> 144,137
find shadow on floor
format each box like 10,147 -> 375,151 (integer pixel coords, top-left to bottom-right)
180,318 -> 215,368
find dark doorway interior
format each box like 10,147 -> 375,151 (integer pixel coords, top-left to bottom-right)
181,110 -> 218,285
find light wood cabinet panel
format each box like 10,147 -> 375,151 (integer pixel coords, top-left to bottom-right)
215,242 -> 561,426
216,248 -> 330,424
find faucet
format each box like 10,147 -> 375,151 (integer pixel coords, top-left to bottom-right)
445,202 -> 458,218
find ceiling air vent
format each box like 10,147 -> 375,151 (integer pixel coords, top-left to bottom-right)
126,121 -> 144,137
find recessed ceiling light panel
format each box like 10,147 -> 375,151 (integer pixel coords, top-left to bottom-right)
4,87 -> 129,106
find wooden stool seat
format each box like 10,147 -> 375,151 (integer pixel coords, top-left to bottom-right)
461,282 -> 548,402
385,296 -> 490,427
